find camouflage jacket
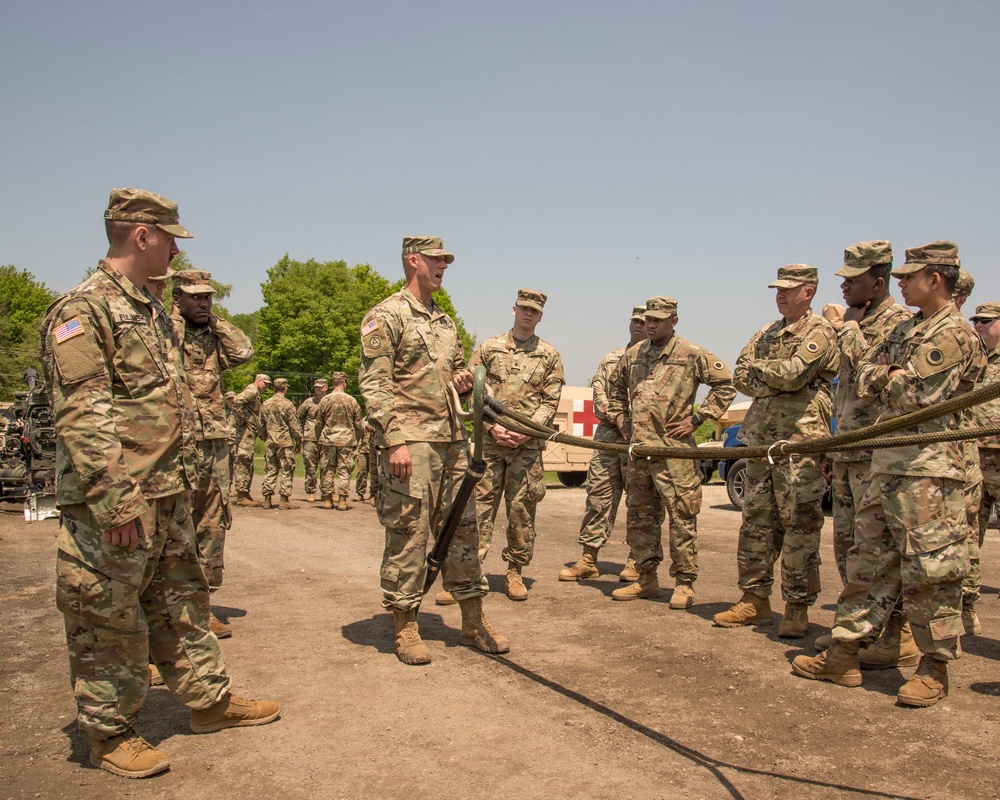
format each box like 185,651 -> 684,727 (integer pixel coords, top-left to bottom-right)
260,394 -> 301,448
316,390 -> 363,447
40,260 -> 197,531
171,314 -> 253,442
734,309 -> 839,446
591,345 -> 627,444
233,383 -> 262,439
974,345 -> 1000,452
831,296 -> 911,462
470,330 -> 565,450
359,289 -> 466,446
857,303 -> 986,479
297,396 -> 325,442
607,335 -> 735,447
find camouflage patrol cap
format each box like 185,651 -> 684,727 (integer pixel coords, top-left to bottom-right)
255,373 -> 272,385
273,377 -> 289,390
631,305 -> 646,321
835,241 -> 892,278
313,378 -> 328,388
331,371 -> 348,385
402,236 -> 454,264
174,269 -> 215,295
148,271 -> 172,281
104,188 -> 193,238
644,296 -> 678,320
892,241 -> 960,276
953,269 -> 975,298
971,302 -> 1000,321
768,265 -> 819,289
515,288 -> 547,312
224,391 -> 236,400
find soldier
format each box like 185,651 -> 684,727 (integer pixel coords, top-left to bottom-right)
953,268 -> 975,311
793,241 -> 984,707
714,265 -> 839,637
354,417 -> 375,502
259,377 -> 301,509
359,235 -> 508,665
606,297 -> 735,606
41,188 -> 277,779
170,269 -> 254,639
224,390 -> 237,491
559,305 -> 647,584
965,302 -> 1000,636
232,373 -> 271,506
316,371 -> 362,510
297,378 -> 327,503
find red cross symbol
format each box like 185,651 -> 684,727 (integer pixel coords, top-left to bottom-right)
572,399 -> 600,437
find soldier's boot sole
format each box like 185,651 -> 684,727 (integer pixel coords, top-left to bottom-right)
713,597 -> 773,627
611,577 -> 661,602
791,646 -> 863,687
90,734 -> 171,779
669,584 -> 695,610
558,561 -> 600,581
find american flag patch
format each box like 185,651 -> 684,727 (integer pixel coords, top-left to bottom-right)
361,319 -> 378,335
54,318 -> 84,343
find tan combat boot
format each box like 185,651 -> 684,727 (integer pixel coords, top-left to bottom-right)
558,546 -> 600,581
458,596 -> 510,653
279,495 -> 299,510
323,495 -> 334,509
190,692 -> 281,733
148,664 -> 164,687
435,590 -> 457,606
792,641 -> 863,687
365,496 -> 377,506
619,557 -> 639,582
261,495 -> 273,510
612,571 -> 661,601
506,564 -> 528,601
777,602 -> 810,638
337,495 -> 349,511
897,655 -> 949,707
306,493 -> 316,503
962,603 -> 982,636
90,730 -> 170,778
354,493 -> 365,502
669,582 -> 695,610
859,615 -> 920,669
235,492 -> 259,508
390,609 -> 432,665
712,592 -> 773,627
209,611 -> 232,640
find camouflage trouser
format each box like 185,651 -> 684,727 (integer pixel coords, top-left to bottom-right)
830,459 -> 871,587
356,442 -> 379,498
476,443 -> 546,567
301,441 -> 321,496
833,474 -> 969,661
55,494 -> 231,742
625,457 -> 701,584
192,438 -> 232,591
377,441 -> 485,610
962,467 -> 991,606
319,444 -> 355,499
577,447 -> 628,549
232,428 -> 256,495
737,455 -> 825,604
261,442 -> 296,499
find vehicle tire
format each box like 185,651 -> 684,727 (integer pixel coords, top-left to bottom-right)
725,458 -> 747,510
557,471 -> 586,487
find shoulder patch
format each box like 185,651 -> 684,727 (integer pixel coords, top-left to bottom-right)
361,317 -> 392,358
913,339 -> 962,379
797,329 -> 831,365
49,313 -> 104,385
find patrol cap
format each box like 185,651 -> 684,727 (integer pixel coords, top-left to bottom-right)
331,371 -> 347,384
148,271 -> 172,281
835,241 -> 892,278
892,241 -> 960,277
970,302 -> 1000,321
224,391 -> 236,400
953,269 -> 975,298
402,236 -> 454,264
313,378 -> 328,389
174,269 -> 215,295
631,305 -> 646,321
515,288 -> 547,312
644,296 -> 678,320
768,265 -> 818,289
104,188 -> 193,238
255,373 -> 272,385
273,377 -> 289,390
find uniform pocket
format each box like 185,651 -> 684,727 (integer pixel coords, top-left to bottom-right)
112,324 -> 167,398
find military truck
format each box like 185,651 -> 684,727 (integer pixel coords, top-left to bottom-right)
0,383 -> 57,519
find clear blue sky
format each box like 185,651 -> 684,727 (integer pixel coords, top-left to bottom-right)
2,1 -> 998,384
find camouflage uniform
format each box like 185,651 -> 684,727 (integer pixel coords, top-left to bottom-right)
316,388 -> 363,501
834,257 -> 984,661
608,317 -> 735,585
297,388 -> 325,497
232,382 -> 263,495
225,391 -> 237,488
733,284 -> 839,606
471,323 -> 565,567
41,258 -> 231,743
360,283 -> 486,610
830,293 -> 911,584
355,420 -> 376,499
260,387 -> 301,501
172,302 -> 253,590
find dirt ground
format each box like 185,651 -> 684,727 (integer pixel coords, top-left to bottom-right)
1,478 -> 999,800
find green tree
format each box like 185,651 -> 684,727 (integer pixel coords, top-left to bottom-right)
0,266 -> 57,400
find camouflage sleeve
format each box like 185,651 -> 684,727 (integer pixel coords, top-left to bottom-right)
287,404 -> 302,443
606,350 -> 631,432
297,399 -> 309,427
358,306 -> 405,448
235,388 -> 259,433
213,316 -> 254,370
591,353 -> 613,421
352,399 -> 364,442
880,331 -> 984,414
855,340 -> 894,402
530,348 -> 565,428
43,297 -> 149,531
750,327 -> 839,393
694,350 -> 736,422
733,332 -> 777,398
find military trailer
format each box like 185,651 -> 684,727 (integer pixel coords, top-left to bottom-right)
542,385 -> 597,487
